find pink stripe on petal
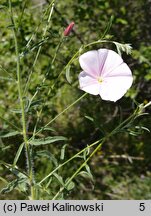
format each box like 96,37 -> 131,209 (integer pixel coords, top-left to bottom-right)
101,49 -> 123,77
98,49 -> 109,76
104,62 -> 132,78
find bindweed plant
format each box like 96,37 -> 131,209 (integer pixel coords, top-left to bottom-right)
0,0 -> 150,200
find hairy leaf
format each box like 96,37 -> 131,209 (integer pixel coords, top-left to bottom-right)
113,42 -> 132,55
0,131 -> 21,138
29,136 -> 67,146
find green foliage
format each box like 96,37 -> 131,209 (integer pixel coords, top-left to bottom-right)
0,0 -> 151,200
29,136 -> 67,146
0,131 -> 21,138
113,42 -> 132,56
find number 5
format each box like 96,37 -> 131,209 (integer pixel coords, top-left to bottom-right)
139,203 -> 145,211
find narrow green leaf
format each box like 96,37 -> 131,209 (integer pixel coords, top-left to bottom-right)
65,65 -> 72,84
83,145 -> 90,160
8,168 -> 29,193
129,130 -> 139,136
0,5 -> 7,9
46,177 -> 53,189
29,136 -> 67,146
116,18 -> 128,25
13,143 -> 24,166
0,131 -> 21,138
42,127 -> 56,132
135,126 -> 150,133
0,76 -> 14,81
10,109 -> 22,114
7,24 -> 15,29
85,115 -> 94,122
78,171 -> 94,181
26,98 -> 43,112
101,15 -> 114,38
85,164 -> 94,181
0,161 -> 28,178
17,178 -> 28,193
1,145 -> 11,151
0,115 -> 21,131
36,150 -> 58,167
1,177 -> 28,194
53,173 -> 64,186
60,144 -> 67,160
0,64 -> 11,74
1,179 -> 18,194
20,38 -> 49,58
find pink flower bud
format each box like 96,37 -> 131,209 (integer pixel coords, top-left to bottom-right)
64,22 -> 75,36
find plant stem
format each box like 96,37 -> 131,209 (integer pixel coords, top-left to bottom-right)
13,92 -> 88,166
30,35 -> 64,137
8,0 -> 35,199
52,108 -> 139,199
52,139 -> 105,200
34,92 -> 88,137
39,139 -> 101,185
24,0 -> 56,94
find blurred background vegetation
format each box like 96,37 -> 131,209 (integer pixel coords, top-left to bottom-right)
0,0 -> 151,199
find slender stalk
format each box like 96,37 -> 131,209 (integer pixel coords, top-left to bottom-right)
34,92 -> 88,136
143,101 -> 151,109
29,35 -> 64,136
52,108 -> 139,199
52,140 -> 105,200
39,139 -> 101,185
13,92 -> 88,167
24,0 -> 56,94
8,0 -> 35,199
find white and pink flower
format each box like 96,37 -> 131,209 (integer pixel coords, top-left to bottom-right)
78,49 -> 133,102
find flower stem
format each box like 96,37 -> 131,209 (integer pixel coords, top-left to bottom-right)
8,0 -> 35,199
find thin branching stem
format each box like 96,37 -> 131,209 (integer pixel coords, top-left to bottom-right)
52,108 -> 140,199
24,0 -> 56,94
13,92 -> 88,166
8,0 -> 35,199
52,140 -> 105,200
39,138 -> 101,185
34,92 -> 88,137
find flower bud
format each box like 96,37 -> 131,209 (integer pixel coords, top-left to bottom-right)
64,22 -> 75,36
